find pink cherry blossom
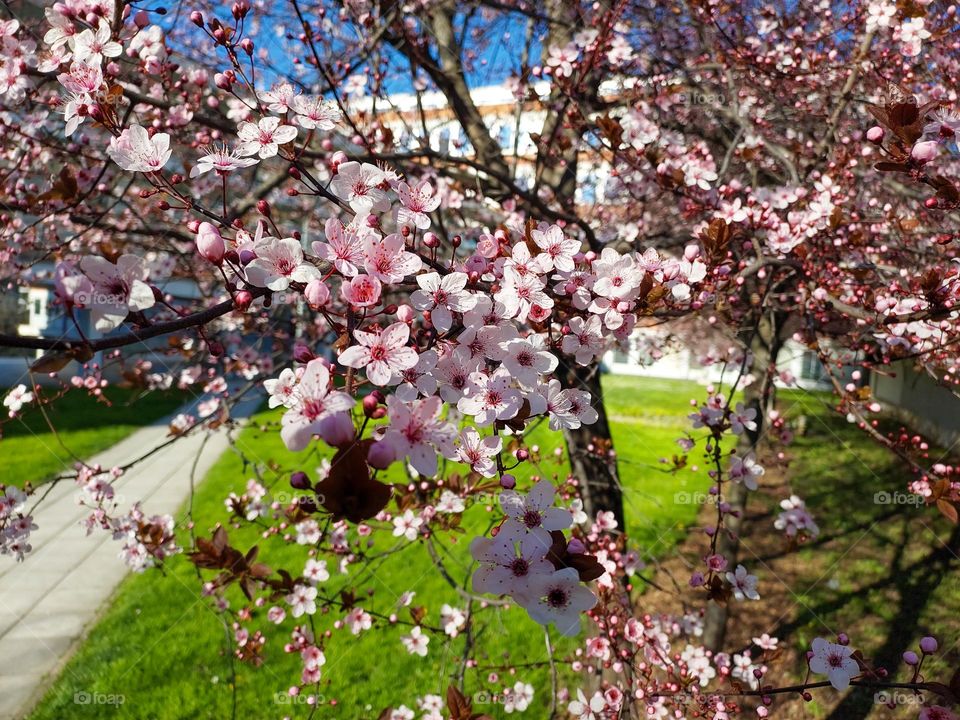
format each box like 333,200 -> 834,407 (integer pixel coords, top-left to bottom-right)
382,396 -> 456,477
79,254 -> 156,332
107,125 -> 171,173
411,271 -> 477,332
808,638 -> 860,690
312,217 -> 365,277
338,322 -> 418,386
396,179 -> 441,230
454,427 -> 502,477
245,237 -> 321,291
236,116 -> 298,159
520,567 -> 597,636
279,360 -> 354,452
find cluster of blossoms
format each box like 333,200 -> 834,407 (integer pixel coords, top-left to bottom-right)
3,384 -> 34,417
470,480 -> 598,635
774,494 -> 820,540
0,486 -> 36,561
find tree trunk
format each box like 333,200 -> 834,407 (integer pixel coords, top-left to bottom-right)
559,362 -> 626,531
702,313 -> 784,651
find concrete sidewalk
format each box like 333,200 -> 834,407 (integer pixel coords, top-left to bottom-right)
0,391 -> 262,720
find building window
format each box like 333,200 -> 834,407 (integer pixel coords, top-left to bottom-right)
497,124 -> 512,150
579,174 -> 597,203
800,351 -> 826,381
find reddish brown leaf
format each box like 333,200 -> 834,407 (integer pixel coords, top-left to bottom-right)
314,440 -> 392,523
937,499 -> 958,524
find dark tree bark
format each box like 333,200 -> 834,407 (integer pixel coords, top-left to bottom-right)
558,363 -> 626,531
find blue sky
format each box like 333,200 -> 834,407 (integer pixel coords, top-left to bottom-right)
153,2 -> 541,98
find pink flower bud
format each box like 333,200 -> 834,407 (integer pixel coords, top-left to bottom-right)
567,538 -> 587,554
190,10 -> 204,26
367,440 -> 396,469
304,279 -> 330,309
902,650 -> 919,665
134,10 -> 150,27
293,344 -> 316,364
362,393 -> 380,417
396,305 -> 415,323
911,140 -> 939,164
330,151 -> 348,172
196,222 -> 225,264
318,413 -> 355,448
920,636 -> 939,654
866,126 -> 884,143
499,474 -> 516,490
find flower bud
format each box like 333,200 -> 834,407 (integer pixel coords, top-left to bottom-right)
292,344 -> 316,364
234,290 -> 253,311
367,440 -> 396,469
196,222 -> 225,264
567,538 -> 587,554
318,412 -> 355,448
920,636 -> 939,654
902,650 -> 919,665
396,305 -> 415,323
190,10 -> 204,25
330,151 -> 348,172
290,471 -> 311,490
362,393 -> 380,417
866,126 -> 884,143
304,279 -> 330,309
499,474 -> 516,490
911,140 -> 938,164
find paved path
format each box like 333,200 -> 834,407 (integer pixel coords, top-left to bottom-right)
0,391 -> 262,720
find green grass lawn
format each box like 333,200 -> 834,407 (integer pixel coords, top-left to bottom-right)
28,375 -> 713,720
0,386 -> 189,488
